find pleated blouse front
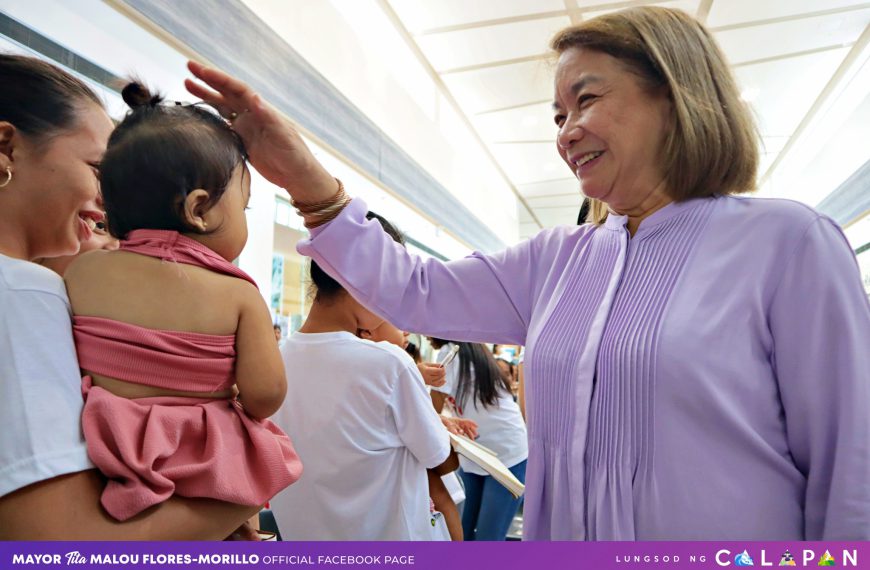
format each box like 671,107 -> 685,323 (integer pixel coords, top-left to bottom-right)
522,198 -> 720,539
300,195 -> 870,541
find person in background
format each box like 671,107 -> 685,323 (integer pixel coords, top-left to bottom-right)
516,358 -> 526,421
405,340 -> 422,362
576,197 -> 591,225
406,339 -> 447,387
495,357 -> 519,401
38,195 -> 118,276
0,54 -> 258,540
430,340 -> 528,541
186,4 -> 870,540
417,358 -> 447,388
270,212 -> 459,541
64,81 -> 301,525
273,324 -> 283,343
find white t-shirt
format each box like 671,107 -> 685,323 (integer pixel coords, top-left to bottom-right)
272,331 -> 451,540
0,254 -> 93,498
433,345 -> 528,476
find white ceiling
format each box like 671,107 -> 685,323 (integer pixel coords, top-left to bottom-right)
381,0 -> 870,239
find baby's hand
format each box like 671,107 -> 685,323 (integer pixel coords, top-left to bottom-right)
226,522 -> 260,541
417,362 -> 446,387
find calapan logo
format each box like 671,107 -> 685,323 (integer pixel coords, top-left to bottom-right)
818,550 -> 836,567
716,548 -> 857,567
735,551 -> 755,566
779,549 -> 796,566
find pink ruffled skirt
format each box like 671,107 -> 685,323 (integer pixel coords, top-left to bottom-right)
81,377 -> 302,521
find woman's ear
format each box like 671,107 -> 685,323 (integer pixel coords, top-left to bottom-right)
0,122 -> 17,166
182,189 -> 211,231
357,328 -> 373,340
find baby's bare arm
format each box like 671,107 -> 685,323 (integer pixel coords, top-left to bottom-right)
234,285 -> 287,419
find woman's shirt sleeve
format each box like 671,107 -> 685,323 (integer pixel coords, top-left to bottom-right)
298,198 -> 541,345
768,215 -> 870,540
0,264 -> 92,498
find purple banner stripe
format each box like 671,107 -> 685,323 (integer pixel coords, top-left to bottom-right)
0,542 -> 867,570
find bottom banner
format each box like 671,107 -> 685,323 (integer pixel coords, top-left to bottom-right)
0,542 -> 867,570
0,542 -> 870,570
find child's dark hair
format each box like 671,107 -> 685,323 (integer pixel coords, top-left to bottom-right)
310,211 -> 404,301
99,81 -> 247,239
0,54 -> 103,143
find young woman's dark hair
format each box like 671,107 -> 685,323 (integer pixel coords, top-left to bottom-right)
577,197 -> 591,225
405,341 -> 421,364
0,54 -> 103,142
99,81 -> 247,239
455,342 -> 512,411
310,211 -> 404,301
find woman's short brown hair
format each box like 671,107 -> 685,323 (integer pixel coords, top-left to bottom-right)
551,7 -> 759,223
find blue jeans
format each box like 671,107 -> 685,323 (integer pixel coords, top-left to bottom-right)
459,459 -> 527,541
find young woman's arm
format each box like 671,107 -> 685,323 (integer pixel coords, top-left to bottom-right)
0,470 -> 258,540
234,284 -> 287,419
431,391 -> 448,413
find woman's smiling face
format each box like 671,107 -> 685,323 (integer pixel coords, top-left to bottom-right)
5,102 -> 114,259
553,47 -> 673,214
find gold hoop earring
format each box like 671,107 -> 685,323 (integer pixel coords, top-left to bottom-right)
0,167 -> 11,188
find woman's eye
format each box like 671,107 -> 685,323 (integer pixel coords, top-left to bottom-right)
578,94 -> 597,107
554,114 -> 566,127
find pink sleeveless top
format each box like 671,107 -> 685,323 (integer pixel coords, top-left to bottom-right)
73,229 -> 254,392
74,229 -> 302,521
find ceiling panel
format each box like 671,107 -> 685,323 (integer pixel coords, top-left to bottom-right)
527,194 -> 584,208
489,141 -> 566,185
758,152 -> 781,180
518,206 -> 536,223
441,59 -> 555,114
583,0 -> 701,20
417,16 -> 570,72
760,136 -> 789,156
473,101 -> 557,142
534,206 -> 580,227
735,47 -> 850,136
516,177 -> 579,198
387,0 -> 565,33
707,0 -> 870,28
519,222 -> 540,238
715,9 -> 870,65
378,0 -> 869,236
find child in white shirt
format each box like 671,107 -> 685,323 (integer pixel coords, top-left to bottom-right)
270,212 -> 457,540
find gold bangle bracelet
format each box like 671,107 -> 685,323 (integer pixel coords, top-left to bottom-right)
303,195 -> 352,229
292,178 -> 346,214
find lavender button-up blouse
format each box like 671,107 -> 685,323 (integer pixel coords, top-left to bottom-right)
298,194 -> 870,540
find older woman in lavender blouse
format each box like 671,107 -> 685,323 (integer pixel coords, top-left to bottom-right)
186,7 -> 870,540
